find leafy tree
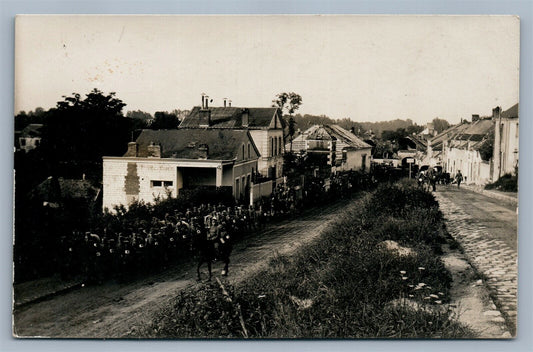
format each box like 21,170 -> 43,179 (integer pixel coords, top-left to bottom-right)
15,107 -> 47,130
42,89 -> 129,179
272,92 -> 302,116
406,124 -> 424,135
273,92 -> 302,151
150,111 -> 180,129
126,110 -> 153,121
432,118 -> 451,134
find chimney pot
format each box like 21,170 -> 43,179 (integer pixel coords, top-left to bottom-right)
242,108 -> 249,127
198,144 -> 209,159
147,142 -> 161,158
126,141 -> 138,157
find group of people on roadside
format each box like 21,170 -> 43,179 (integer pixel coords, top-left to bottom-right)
417,167 -> 463,191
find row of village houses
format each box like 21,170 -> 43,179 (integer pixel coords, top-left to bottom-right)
101,98 -> 373,211
395,103 -> 519,186
16,99 -> 518,210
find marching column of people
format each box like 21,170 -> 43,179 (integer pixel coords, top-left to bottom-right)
57,171 -> 374,284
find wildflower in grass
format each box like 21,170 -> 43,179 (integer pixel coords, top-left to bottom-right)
418,267 -> 425,271
408,294 -> 414,298
258,295 -> 266,299
438,292 -> 444,296
402,276 -> 408,280
400,270 -> 406,275
424,296 -> 431,300
435,300 -> 442,304
429,294 -> 439,299
408,284 -> 414,288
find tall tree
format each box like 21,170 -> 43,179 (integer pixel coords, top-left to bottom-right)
273,92 -> 302,152
42,89 -> 129,179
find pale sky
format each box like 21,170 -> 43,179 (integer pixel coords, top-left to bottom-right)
14,15 -> 519,124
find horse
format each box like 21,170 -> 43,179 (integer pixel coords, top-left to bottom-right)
186,220 -> 233,281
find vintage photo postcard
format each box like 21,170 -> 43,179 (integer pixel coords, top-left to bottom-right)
13,15 -> 519,339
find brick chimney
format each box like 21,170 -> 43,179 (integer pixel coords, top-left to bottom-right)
125,142 -> 138,157
492,106 -> 501,120
147,142 -> 161,158
198,144 -> 209,160
242,108 -> 249,127
199,94 -> 211,127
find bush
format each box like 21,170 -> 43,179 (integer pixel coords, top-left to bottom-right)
484,173 -> 518,192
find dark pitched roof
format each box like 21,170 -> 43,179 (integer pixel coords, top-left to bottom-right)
20,124 -> 43,137
431,119 -> 494,152
501,103 -> 518,119
180,106 -> 281,129
131,129 -> 260,160
304,125 -> 372,149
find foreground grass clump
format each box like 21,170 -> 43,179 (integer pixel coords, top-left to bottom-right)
146,182 -> 474,338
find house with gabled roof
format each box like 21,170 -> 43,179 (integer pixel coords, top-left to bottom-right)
289,124 -> 372,172
102,129 -> 260,210
179,99 -> 285,181
435,103 -> 518,186
17,123 -> 43,152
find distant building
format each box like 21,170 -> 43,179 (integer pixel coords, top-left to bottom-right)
179,99 -> 285,180
17,124 -> 43,152
432,114 -> 493,185
102,129 -> 260,210
492,103 -> 519,180
289,125 -> 372,172
434,103 -> 518,186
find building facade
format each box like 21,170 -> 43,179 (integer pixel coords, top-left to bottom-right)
179,102 -> 285,180
290,124 -> 372,172
102,129 -> 259,210
492,103 -> 519,180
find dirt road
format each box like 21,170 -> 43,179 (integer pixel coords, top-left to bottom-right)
13,200 -> 350,338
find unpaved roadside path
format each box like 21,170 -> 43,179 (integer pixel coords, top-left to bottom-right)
13,200 -> 349,338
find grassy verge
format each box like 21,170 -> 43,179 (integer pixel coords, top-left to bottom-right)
142,180 -> 475,338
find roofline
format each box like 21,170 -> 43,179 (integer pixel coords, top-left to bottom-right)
103,156 -> 237,165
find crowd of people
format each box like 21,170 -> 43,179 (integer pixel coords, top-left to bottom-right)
54,171 -> 375,284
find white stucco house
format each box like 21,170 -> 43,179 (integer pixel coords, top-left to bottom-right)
102,129 -> 260,211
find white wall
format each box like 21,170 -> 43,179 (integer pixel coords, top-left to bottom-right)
103,158 -> 179,211
338,148 -> 371,172
249,129 -> 284,177
445,147 -> 491,185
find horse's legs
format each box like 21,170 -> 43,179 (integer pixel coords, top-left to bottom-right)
207,260 -> 212,281
221,257 -> 230,276
221,261 -> 229,276
197,259 -> 203,281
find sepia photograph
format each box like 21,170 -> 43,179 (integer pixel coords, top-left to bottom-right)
12,14 -> 519,339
